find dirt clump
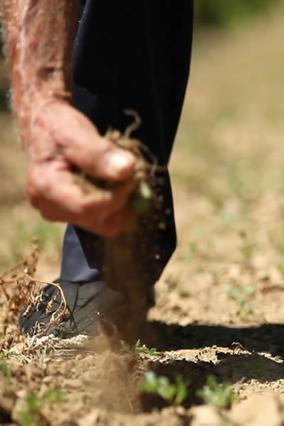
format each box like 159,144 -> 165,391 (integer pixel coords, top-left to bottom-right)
231,393 -> 284,426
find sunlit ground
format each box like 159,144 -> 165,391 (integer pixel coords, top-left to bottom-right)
1,4 -> 284,424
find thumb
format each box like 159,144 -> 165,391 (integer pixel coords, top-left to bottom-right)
61,117 -> 136,181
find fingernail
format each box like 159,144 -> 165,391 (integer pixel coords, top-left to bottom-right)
107,151 -> 134,174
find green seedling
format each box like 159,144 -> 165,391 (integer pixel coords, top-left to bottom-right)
197,375 -> 237,410
179,288 -> 190,298
120,339 -> 161,357
277,262 -> 284,277
18,394 -> 41,426
41,389 -> 66,404
17,389 -> 66,426
0,351 -> 8,359
227,284 -> 256,319
227,170 -> 245,201
239,231 -> 257,265
272,240 -> 284,256
177,241 -> 200,263
269,229 -> 284,256
210,270 -> 219,286
140,371 -> 187,406
188,241 -> 200,258
0,361 -> 11,388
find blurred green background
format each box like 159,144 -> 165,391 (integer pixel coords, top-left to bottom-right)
0,0 -> 280,112
195,0 -> 280,27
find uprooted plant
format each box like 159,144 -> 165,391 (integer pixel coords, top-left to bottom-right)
120,339 -> 161,357
73,110 -> 155,217
0,241 -> 71,343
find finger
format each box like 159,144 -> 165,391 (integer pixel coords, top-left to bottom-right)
38,189 -> 133,236
53,106 -> 136,181
98,206 -> 136,236
76,203 -> 136,237
30,167 -> 136,232
66,135 -> 135,182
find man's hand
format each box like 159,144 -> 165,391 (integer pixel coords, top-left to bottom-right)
1,0 -> 136,236
26,100 -> 136,236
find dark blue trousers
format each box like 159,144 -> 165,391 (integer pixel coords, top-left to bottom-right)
60,0 -> 194,284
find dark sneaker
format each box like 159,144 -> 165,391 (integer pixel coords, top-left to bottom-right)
19,279 -> 154,340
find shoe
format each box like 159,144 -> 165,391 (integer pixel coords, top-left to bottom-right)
19,279 -> 154,340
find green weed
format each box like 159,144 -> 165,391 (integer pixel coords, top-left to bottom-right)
0,350 -> 8,359
17,389 -> 66,426
210,270 -> 220,286
120,340 -> 160,357
227,284 -> 256,319
179,288 -> 191,298
0,360 -> 11,386
140,371 -> 187,406
197,375 -> 237,410
178,241 -> 211,264
276,262 -> 284,277
239,231 -> 257,265
177,241 -> 199,263
227,170 -> 246,201
269,229 -> 284,256
41,389 -> 66,404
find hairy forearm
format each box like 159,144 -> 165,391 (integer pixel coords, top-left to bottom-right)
1,0 -> 79,143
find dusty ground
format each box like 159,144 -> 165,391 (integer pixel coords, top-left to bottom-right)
1,4 -> 284,426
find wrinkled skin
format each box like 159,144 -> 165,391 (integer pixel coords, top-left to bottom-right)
1,0 -> 135,236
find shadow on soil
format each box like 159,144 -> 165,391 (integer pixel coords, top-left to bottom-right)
140,321 -> 284,410
147,321 -> 284,357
